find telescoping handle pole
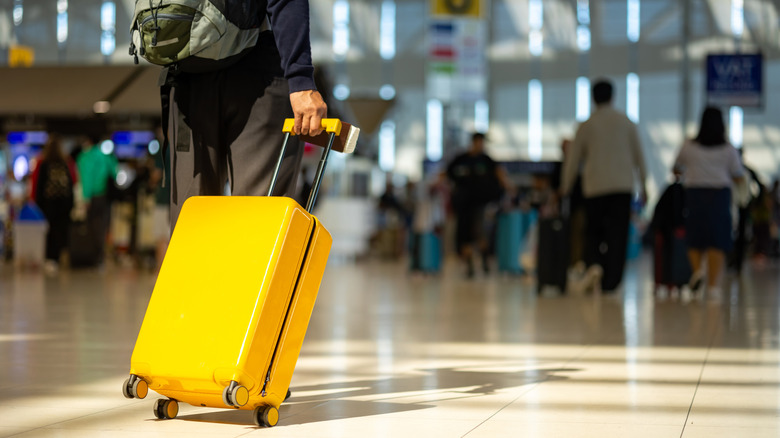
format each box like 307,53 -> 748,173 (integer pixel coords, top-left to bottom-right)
268,119 -> 343,214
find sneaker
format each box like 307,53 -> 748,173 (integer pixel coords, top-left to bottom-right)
44,261 -> 59,275
584,265 -> 603,294
689,270 -> 704,292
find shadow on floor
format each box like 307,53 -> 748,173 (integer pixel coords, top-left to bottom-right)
176,365 -> 580,426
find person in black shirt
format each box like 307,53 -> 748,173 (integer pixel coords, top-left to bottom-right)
445,133 -> 511,278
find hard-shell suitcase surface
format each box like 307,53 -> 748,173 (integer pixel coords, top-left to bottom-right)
496,210 -> 536,274
653,228 -> 691,289
410,232 -> 442,273
122,119 -> 357,427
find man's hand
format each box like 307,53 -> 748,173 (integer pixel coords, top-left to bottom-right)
290,90 -> 327,136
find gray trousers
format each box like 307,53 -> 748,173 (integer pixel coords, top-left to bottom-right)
168,34 -> 302,229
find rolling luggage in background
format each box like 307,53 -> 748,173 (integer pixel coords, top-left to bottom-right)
122,119 -> 358,427
13,202 -> 47,267
649,182 -> 690,292
496,210 -> 536,274
68,219 -> 102,267
410,232 -> 442,273
653,228 -> 691,290
536,216 -> 569,294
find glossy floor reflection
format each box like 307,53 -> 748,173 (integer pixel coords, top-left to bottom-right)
1,255 -> 779,437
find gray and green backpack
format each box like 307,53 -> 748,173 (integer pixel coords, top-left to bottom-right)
130,0 -> 263,71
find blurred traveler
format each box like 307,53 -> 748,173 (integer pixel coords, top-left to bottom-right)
150,127 -> 171,271
163,0 -> 326,229
729,150 -> 763,274
771,179 -> 780,257
30,134 -> 77,272
561,79 -> 648,294
75,137 -> 118,265
444,132 -> 511,278
674,107 -> 744,300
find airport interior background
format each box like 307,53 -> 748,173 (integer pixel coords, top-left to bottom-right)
2,0 -> 780,436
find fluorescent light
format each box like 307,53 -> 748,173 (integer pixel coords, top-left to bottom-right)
148,139 -> 160,155
627,73 -> 640,123
380,1 -> 396,60
730,106 -> 743,147
426,99 -> 443,161
57,12 -> 68,43
101,1 -> 115,31
333,84 -> 350,100
100,140 -> 115,155
529,0 -> 543,56
379,120 -> 396,172
475,100 -> 489,133
576,77 -> 591,122
529,0 -> 543,30
528,79 -> 543,162
379,84 -> 396,100
333,0 -> 350,59
577,25 -> 591,51
627,0 -> 640,43
731,0 -> 744,37
577,0 -> 590,25
13,0 -> 23,25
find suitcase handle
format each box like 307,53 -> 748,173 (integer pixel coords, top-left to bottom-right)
268,118 -> 346,213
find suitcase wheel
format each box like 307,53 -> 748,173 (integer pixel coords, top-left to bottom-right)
222,381 -> 249,408
253,405 -> 279,428
122,375 -> 148,399
153,398 -> 179,420
285,389 -> 291,401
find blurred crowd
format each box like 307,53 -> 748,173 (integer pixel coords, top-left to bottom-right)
370,79 -> 780,301
2,80 -> 779,300
2,131 -> 170,273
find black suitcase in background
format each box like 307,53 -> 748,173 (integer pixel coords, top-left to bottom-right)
69,219 -> 102,267
536,217 -> 569,294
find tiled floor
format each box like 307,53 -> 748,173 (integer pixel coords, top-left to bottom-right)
1,255 -> 779,437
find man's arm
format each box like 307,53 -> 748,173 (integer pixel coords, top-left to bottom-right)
561,125 -> 585,196
267,0 -> 327,136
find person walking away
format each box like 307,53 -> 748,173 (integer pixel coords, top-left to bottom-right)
162,0 -> 327,230
30,134 -> 77,273
673,107 -> 744,301
75,137 -> 118,265
444,132 -> 512,278
730,151 -> 764,273
561,79 -> 648,294
149,129 -> 171,271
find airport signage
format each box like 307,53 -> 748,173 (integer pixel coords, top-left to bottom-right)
706,53 -> 763,108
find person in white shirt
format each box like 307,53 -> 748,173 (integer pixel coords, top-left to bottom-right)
673,107 -> 744,300
561,79 -> 648,293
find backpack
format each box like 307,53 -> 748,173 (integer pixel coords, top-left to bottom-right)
129,0 -> 263,71
40,160 -> 73,202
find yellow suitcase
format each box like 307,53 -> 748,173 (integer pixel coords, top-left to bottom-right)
122,119 -> 358,427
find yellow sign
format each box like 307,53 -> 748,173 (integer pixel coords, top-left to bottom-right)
431,0 -> 482,17
9,46 -> 34,67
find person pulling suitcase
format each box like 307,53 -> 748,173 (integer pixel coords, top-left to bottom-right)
130,0 -> 327,228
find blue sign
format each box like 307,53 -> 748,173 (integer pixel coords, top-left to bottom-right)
706,54 -> 763,107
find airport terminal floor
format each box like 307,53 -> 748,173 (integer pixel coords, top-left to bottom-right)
1,255 -> 779,437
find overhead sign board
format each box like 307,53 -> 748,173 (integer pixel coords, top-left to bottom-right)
706,53 -> 763,108
431,0 -> 482,18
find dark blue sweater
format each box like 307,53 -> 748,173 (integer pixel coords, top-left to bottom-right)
266,0 -> 316,93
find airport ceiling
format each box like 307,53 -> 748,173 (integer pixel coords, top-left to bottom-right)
1,0 -> 778,125
0,65 -> 160,117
